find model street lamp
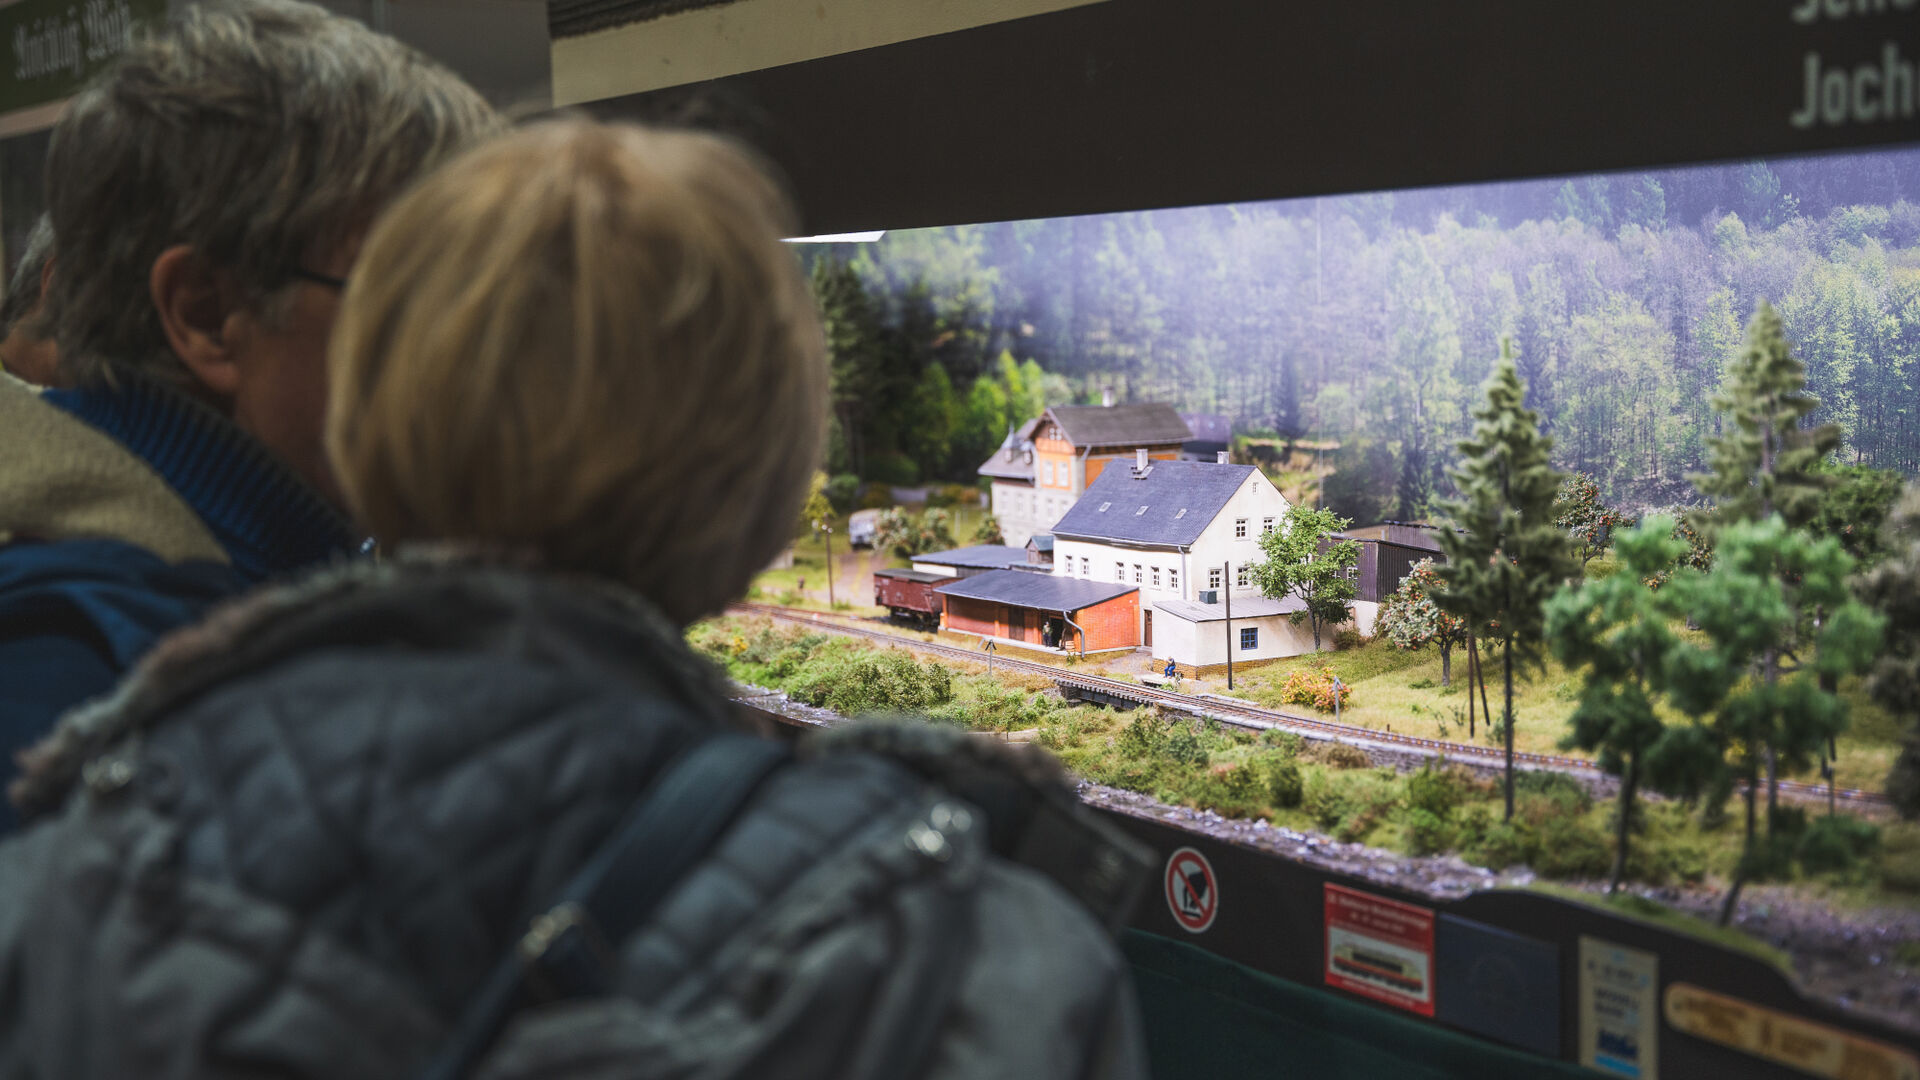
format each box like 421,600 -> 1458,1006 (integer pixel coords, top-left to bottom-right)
814,519 -> 836,610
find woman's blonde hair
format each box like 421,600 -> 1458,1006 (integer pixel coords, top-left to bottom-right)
326,119 -> 826,624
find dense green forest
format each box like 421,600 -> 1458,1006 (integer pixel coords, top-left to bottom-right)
809,148 -> 1920,515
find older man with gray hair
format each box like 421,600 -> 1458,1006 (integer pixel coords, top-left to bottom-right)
0,0 -> 499,833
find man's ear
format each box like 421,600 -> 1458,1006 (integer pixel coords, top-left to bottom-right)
150,244 -> 242,398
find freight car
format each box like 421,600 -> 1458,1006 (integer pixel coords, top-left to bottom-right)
873,567 -> 949,628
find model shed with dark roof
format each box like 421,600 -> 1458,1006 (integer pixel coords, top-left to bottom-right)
936,569 -> 1139,653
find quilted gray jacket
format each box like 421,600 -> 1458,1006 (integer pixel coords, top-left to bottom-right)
0,555 -> 1147,1080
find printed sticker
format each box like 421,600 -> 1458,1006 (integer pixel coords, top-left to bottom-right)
1323,883 -> 1435,1016
1665,983 -> 1919,1080
1163,847 -> 1218,933
1579,936 -> 1660,1079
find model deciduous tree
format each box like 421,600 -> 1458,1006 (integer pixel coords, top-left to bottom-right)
971,513 -> 1006,545
1545,519 -> 1722,894
1252,504 -> 1359,651
1554,472 -> 1632,571
1377,559 -> 1467,689
1435,341 -> 1577,821
1663,518 -> 1882,924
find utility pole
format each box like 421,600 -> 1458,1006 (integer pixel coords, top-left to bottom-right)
1224,561 -> 1234,690
817,520 -> 835,609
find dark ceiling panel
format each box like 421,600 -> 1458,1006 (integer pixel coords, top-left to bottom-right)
586,0 -> 1920,231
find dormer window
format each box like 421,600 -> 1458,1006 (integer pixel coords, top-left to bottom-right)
1098,502 -> 1111,512
1135,505 -> 1149,516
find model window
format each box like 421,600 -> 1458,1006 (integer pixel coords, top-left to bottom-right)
1174,508 -> 1187,519
1237,565 -> 1250,587
1346,565 -> 1359,582
1083,557 -> 1092,577
1134,564 -> 1143,584
1240,627 -> 1258,651
1263,517 -> 1275,534
1151,567 -> 1161,587
1169,569 -> 1179,592
1209,568 -> 1222,590
1098,501 -> 1111,512
1235,518 -> 1248,538
1135,505 -> 1149,516
1117,562 -> 1126,582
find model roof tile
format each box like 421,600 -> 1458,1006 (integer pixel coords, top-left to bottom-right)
1047,403 -> 1191,447
1050,460 -> 1257,548
934,568 -> 1136,610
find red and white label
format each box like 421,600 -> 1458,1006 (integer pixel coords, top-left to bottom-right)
1324,883 -> 1435,1016
1163,847 -> 1218,933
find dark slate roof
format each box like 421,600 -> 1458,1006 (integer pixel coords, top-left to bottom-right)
1047,403 -> 1191,448
911,545 -> 1031,569
1179,412 -> 1233,444
1050,461 -> 1257,548
935,569 -> 1136,611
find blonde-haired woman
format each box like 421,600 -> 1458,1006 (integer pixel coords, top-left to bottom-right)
0,119 -> 1147,1079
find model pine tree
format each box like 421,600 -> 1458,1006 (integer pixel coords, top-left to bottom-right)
1691,300 -> 1838,533
1434,340 -> 1576,821
1545,520 -> 1721,894
1858,487 -> 1920,818
1663,518 -> 1881,924
1252,504 -> 1359,651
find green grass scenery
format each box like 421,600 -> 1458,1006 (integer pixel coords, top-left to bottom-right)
691,615 -> 1917,909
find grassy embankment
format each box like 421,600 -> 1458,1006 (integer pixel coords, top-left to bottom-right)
691,615 -> 1920,907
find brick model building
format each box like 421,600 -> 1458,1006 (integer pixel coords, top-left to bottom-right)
978,395 -> 1190,548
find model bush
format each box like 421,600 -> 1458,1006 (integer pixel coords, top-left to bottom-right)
1265,757 -> 1305,808
824,473 -> 862,515
787,648 -> 954,717
1464,817 -> 1538,870
1117,713 -> 1168,759
1279,666 -> 1353,711
1534,816 -> 1613,879
1796,814 -> 1881,876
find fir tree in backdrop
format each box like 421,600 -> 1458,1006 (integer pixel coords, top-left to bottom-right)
1858,487 -> 1920,818
1691,300 -> 1840,534
1662,518 -> 1882,923
1435,340 -> 1577,821
1545,520 -> 1723,893
1252,505 -> 1359,651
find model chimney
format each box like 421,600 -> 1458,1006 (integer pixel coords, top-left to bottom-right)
1102,388 -> 1115,407
1135,447 -> 1149,474
1216,450 -> 1230,464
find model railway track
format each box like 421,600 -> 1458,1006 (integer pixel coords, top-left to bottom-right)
727,602 -> 1893,808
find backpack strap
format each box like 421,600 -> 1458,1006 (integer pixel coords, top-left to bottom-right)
418,733 -> 792,1080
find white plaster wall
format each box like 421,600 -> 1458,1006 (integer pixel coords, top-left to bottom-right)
990,481 -> 1036,549
1151,612 -> 1319,666
1185,471 -> 1292,609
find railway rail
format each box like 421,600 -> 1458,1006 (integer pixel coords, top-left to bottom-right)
727,601 -> 1894,809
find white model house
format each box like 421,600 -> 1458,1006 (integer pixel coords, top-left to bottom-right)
1048,452 -> 1290,646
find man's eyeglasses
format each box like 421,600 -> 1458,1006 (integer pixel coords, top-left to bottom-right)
290,267 -> 348,291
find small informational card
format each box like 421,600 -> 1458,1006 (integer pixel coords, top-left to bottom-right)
1323,883 -> 1435,1016
1579,935 -> 1660,1079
